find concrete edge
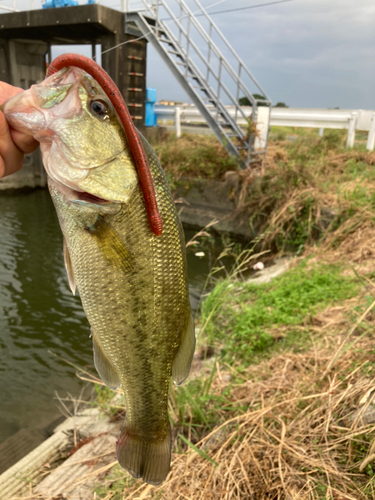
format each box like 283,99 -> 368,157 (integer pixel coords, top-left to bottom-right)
0,431 -> 70,499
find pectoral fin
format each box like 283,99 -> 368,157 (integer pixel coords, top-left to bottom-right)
88,216 -> 133,273
172,313 -> 196,386
92,333 -> 121,390
63,238 -> 76,296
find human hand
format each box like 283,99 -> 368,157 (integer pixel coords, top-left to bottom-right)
0,82 -> 39,178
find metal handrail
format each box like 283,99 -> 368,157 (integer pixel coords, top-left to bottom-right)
0,5 -> 19,12
191,0 -> 271,102
139,4 -> 244,127
139,0 -> 255,128
139,0 -> 271,109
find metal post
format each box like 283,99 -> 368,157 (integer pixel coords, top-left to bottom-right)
48,44 -> 52,67
206,22 -> 212,82
367,112 -> 375,152
178,3 -> 183,46
216,57 -> 222,100
185,16 -> 191,78
154,0 -> 159,39
234,62 -> 241,124
175,106 -> 182,138
254,106 -> 270,150
91,43 -> 96,60
346,112 -> 357,148
319,127 -> 324,136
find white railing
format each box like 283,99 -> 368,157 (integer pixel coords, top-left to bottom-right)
155,105 -> 375,151
0,1 -> 19,12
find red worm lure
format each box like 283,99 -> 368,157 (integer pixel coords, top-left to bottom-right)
47,54 -> 163,237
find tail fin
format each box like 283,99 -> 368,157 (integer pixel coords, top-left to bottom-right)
116,423 -> 171,485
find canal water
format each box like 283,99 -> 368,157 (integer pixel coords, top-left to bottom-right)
0,189 -> 217,448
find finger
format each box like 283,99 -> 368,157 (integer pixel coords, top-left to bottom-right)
0,112 -> 26,177
0,82 -> 23,105
10,128 -> 39,155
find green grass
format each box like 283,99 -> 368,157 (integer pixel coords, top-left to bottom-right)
201,260 -> 360,363
94,464 -> 136,500
169,363 -> 243,445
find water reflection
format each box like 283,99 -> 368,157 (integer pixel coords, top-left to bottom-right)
0,191 -> 92,444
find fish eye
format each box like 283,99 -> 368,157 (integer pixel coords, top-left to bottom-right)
89,99 -> 109,119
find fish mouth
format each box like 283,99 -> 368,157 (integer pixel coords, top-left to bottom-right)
70,188 -> 121,214
49,177 -> 120,210
76,191 -> 112,205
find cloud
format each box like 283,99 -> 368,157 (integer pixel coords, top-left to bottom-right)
2,0 -> 373,108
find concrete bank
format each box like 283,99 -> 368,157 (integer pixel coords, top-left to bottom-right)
0,403 -> 122,500
0,150 -> 47,191
175,177 -> 254,240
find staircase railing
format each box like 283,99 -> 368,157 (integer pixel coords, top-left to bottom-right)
126,0 -> 271,165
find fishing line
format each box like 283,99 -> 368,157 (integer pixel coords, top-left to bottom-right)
97,0 -> 293,57
97,0 -> 229,58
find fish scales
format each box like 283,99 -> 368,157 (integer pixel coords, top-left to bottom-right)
3,66 -> 195,485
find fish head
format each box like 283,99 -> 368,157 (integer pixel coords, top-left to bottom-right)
3,67 -> 138,207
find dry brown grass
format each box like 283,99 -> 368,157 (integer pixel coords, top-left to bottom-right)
85,293 -> 375,500
223,138 -> 375,255
150,133 -> 239,182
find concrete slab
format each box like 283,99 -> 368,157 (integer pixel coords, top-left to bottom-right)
0,428 -> 47,475
249,257 -> 294,285
53,407 -> 118,438
0,403 -> 122,499
0,430 -> 71,499
35,433 -> 117,500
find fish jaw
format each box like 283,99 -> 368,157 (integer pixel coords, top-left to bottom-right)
3,67 -> 138,205
3,68 -> 82,140
3,91 -> 47,138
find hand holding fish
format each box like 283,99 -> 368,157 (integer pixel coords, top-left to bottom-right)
0,82 -> 39,178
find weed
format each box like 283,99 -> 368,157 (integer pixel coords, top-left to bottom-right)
94,463 -> 136,499
201,260 -> 360,363
149,133 -> 239,183
92,384 -> 122,418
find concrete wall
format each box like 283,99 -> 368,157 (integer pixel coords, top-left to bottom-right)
0,149 -> 47,191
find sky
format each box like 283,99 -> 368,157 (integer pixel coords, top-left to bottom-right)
1,0 -> 374,109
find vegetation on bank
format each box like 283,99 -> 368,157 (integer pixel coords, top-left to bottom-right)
91,254 -> 375,499
151,128 -> 375,256
202,260 -> 360,362
23,130 -> 375,499
91,130 -> 375,499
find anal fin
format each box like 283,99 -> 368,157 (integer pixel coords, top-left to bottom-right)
92,333 -> 121,390
172,313 -> 196,386
63,238 -> 76,296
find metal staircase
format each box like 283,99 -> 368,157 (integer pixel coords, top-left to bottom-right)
125,0 -> 271,167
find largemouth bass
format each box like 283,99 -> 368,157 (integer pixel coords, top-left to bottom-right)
3,67 -> 195,485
